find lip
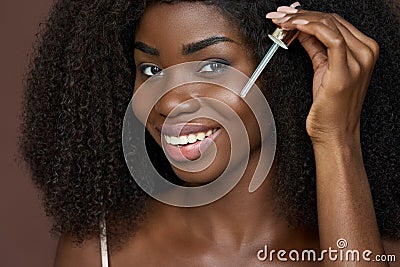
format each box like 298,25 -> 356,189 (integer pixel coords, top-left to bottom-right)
161,128 -> 221,162
156,123 -> 220,137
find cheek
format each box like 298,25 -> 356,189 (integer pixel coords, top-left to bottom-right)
145,121 -> 159,143
207,95 -> 261,157
241,105 -> 261,149
210,90 -> 259,133
220,97 -> 261,152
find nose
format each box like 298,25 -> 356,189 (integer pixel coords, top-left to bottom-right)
154,85 -> 201,118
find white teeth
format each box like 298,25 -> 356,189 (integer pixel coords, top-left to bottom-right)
164,128 -> 218,146
188,134 -> 197,144
170,136 -> 179,145
197,132 -> 206,141
179,136 -> 188,145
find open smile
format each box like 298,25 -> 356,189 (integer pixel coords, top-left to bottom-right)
157,123 -> 221,161
164,128 -> 218,146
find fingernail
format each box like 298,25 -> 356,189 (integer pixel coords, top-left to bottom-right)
292,19 -> 309,25
276,16 -> 292,23
290,2 -> 301,9
266,12 -> 287,19
277,6 -> 298,14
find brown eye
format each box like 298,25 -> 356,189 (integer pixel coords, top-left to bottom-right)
198,60 -> 229,73
140,64 -> 163,77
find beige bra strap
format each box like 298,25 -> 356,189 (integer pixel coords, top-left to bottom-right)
100,214 -> 109,267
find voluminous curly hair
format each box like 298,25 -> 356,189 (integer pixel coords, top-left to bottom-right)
20,0 -> 400,246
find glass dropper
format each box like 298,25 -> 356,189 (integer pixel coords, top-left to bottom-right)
240,27 -> 300,98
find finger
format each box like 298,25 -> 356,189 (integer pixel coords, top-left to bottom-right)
269,10 -> 378,65
270,10 -> 321,29
296,32 -> 328,72
284,12 -> 371,69
316,14 -> 367,69
331,14 -> 379,59
300,13 -> 377,76
329,17 -> 376,76
269,11 -> 347,71
292,20 -> 350,75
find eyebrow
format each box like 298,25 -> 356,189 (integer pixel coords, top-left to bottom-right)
134,36 -> 235,57
182,36 -> 235,55
134,42 -> 160,56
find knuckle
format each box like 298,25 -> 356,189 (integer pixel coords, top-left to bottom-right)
320,14 -> 333,25
359,47 -> 376,66
370,40 -> 380,57
338,80 -> 351,90
327,78 -> 352,94
330,13 -> 343,20
330,34 -> 345,48
332,86 -> 348,95
351,63 -> 362,77
365,49 -> 375,62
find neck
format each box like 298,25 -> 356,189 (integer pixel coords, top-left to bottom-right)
180,150 -> 283,246
149,149 -> 315,250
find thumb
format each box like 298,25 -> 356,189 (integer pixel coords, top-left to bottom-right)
297,32 -> 327,72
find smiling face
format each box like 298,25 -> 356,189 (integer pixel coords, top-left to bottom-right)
134,2 -> 262,185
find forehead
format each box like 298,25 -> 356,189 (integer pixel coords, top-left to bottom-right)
135,2 -> 243,47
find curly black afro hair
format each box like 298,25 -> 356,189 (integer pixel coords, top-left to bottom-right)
20,0 -> 400,246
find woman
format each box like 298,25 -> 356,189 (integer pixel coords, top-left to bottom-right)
20,0 -> 400,266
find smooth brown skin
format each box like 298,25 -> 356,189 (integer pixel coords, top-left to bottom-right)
55,3 -> 400,266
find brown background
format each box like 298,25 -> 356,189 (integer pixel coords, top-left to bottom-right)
0,0 -> 57,266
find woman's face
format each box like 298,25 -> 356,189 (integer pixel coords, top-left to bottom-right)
134,2 -> 262,185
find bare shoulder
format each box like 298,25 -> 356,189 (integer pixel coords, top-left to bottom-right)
54,234 -> 101,267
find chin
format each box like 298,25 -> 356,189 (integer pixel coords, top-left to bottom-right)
169,152 -> 231,185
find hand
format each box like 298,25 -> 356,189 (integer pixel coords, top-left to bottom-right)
266,7 -> 380,146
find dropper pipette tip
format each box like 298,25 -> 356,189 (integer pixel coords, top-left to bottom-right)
240,43 -> 280,97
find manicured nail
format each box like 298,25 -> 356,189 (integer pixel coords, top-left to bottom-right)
290,2 -> 301,9
266,12 -> 287,19
276,16 -> 292,23
292,19 -> 309,25
277,6 -> 298,14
